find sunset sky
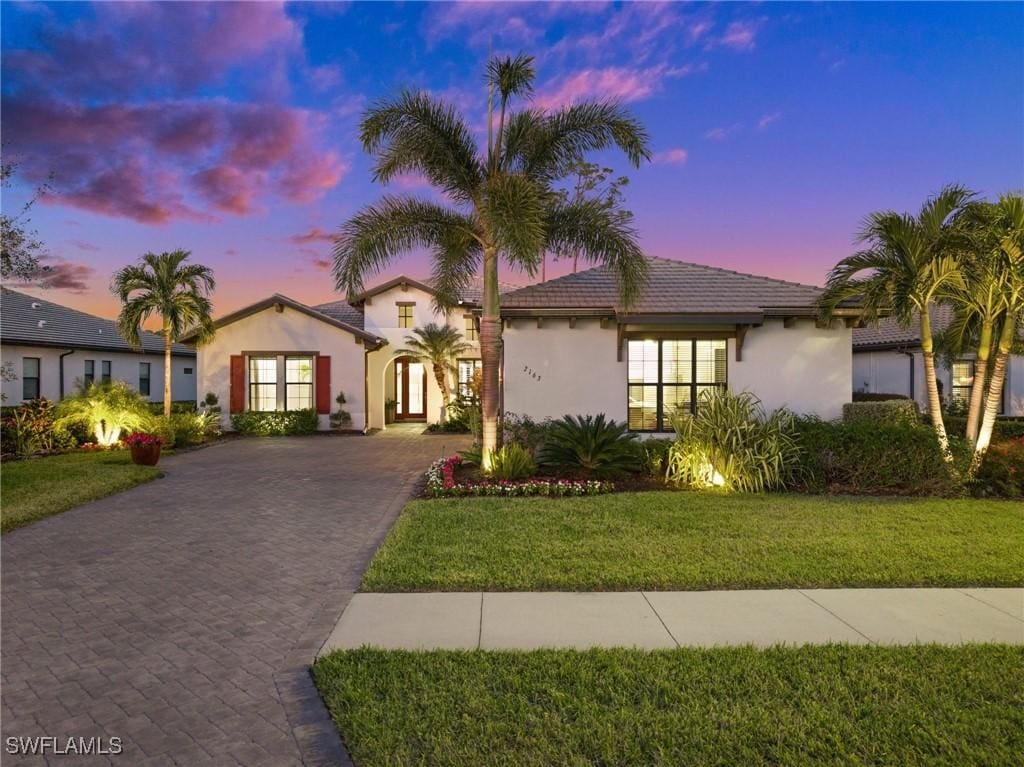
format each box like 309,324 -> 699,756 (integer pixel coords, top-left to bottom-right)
2,1 -> 1021,320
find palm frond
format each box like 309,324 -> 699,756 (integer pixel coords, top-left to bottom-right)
481,174 -> 546,275
486,54 -> 535,101
545,199 -> 648,308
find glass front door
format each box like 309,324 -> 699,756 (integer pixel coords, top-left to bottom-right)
395,356 -> 427,420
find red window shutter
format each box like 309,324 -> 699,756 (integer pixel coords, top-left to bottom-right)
229,355 -> 245,413
316,355 -> 331,414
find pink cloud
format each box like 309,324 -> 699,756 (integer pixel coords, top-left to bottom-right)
704,123 -> 742,141
716,20 -> 760,52
653,148 -> 688,165
193,165 -> 257,215
17,256 -> 96,293
71,239 -> 100,252
535,64 -> 694,109
757,112 -> 782,130
290,227 -> 336,245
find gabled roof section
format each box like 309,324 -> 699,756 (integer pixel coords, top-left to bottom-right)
344,274 -> 520,307
346,275 -> 436,305
499,256 -> 841,317
185,293 -> 385,347
1,287 -> 195,356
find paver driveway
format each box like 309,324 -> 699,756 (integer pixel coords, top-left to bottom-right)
1,429 -> 468,766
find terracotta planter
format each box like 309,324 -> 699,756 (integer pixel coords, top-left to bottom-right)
130,443 -> 162,466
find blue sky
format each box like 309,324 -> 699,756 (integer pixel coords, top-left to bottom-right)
2,1 -> 1021,317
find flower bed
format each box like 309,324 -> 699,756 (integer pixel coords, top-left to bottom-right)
424,455 -> 614,498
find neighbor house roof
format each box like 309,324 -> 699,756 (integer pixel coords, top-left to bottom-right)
499,256 -> 854,320
853,306 -> 955,350
1,287 -> 196,356
183,293 -> 386,347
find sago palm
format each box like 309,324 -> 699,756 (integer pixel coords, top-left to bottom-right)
396,323 -> 471,421
333,54 -> 651,469
112,250 -> 216,416
821,184 -> 974,460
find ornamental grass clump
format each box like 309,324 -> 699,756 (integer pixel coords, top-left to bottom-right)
486,443 -> 536,480
667,389 -> 800,492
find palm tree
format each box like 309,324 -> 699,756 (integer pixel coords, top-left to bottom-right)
969,193 -> 1024,472
822,185 -> 974,460
396,323 -> 471,422
332,54 -> 650,469
112,250 -> 216,417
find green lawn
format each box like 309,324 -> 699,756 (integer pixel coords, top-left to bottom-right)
1,451 -> 162,533
314,645 -> 1024,767
362,492 -> 1024,591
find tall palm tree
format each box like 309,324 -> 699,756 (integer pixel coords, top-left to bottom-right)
821,185 -> 974,460
969,193 -> 1024,472
396,323 -> 471,422
332,54 -> 650,468
112,250 -> 216,417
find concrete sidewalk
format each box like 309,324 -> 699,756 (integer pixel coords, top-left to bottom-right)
320,588 -> 1023,653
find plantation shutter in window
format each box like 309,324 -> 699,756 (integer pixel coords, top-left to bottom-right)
229,355 -> 245,413
315,354 -> 331,414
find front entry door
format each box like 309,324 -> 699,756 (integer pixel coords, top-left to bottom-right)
395,357 -> 427,421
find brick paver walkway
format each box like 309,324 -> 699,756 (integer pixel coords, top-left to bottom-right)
1,429 -> 466,766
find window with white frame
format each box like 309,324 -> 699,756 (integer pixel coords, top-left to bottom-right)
286,357 -> 314,410
627,338 -> 727,431
457,359 -> 482,397
951,360 -> 974,407
464,315 -> 478,341
248,357 -> 278,412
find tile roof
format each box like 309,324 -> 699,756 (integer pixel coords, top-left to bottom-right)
311,298 -> 366,327
1,287 -> 195,356
500,256 -> 829,315
853,305 -> 1024,350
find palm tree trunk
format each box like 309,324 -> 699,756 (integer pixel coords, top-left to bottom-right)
479,246 -> 502,470
971,315 -> 1016,475
919,309 -> 952,461
964,318 -> 993,445
432,363 -> 449,423
163,327 -> 172,418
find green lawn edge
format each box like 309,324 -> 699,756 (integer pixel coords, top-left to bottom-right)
313,645 -> 1024,767
1,451 -> 163,533
361,492 -> 1024,591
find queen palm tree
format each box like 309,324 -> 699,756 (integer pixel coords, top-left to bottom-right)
397,323 -> 471,422
821,185 -> 974,460
332,54 -> 650,468
968,193 -> 1024,472
112,250 -> 216,417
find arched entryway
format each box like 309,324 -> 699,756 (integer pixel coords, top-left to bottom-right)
392,355 -> 427,421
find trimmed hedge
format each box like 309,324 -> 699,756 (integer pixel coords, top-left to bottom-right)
852,391 -> 911,402
944,416 -> 1024,442
230,409 -> 319,436
792,419 -> 966,495
842,400 -> 920,427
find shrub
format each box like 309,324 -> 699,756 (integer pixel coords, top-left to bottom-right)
0,398 -> 78,457
852,391 -> 912,402
972,437 -> 1024,498
55,381 -> 152,446
487,443 -> 536,480
146,400 -> 198,415
153,411 -> 221,448
537,414 -> 641,478
639,438 -> 673,477
502,412 -> 549,457
330,391 -> 353,430
424,457 -> 613,498
667,390 -> 800,492
792,418 -> 965,495
944,416 -> 1024,442
842,400 -> 920,427
230,409 -> 319,436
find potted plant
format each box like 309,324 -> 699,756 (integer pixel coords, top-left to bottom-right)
124,432 -> 165,466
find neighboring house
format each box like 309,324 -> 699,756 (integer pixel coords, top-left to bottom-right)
192,257 -> 863,433
1,287 -> 197,405
853,306 -> 1023,416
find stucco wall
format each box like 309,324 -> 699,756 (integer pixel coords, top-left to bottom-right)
503,317 -> 852,427
854,348 -> 1024,416
197,305 -> 369,430
727,319 -> 852,420
1,344 -> 195,405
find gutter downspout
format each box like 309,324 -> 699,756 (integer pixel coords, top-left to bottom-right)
58,349 -> 75,400
363,347 -> 371,434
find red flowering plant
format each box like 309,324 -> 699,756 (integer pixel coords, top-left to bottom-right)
122,433 -> 165,449
973,436 -> 1024,498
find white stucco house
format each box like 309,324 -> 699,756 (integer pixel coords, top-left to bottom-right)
190,257 -> 865,433
853,306 -> 1023,416
1,287 -> 196,405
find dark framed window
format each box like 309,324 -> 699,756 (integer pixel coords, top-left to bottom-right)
457,359 -> 482,397
139,362 -> 151,396
22,357 -> 40,400
627,339 -> 727,432
101,360 -> 111,383
84,359 -> 95,385
397,303 -> 414,328
951,360 -> 974,407
184,367 -> 193,375
248,357 -> 278,412
464,315 -> 478,341
285,356 -> 314,410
